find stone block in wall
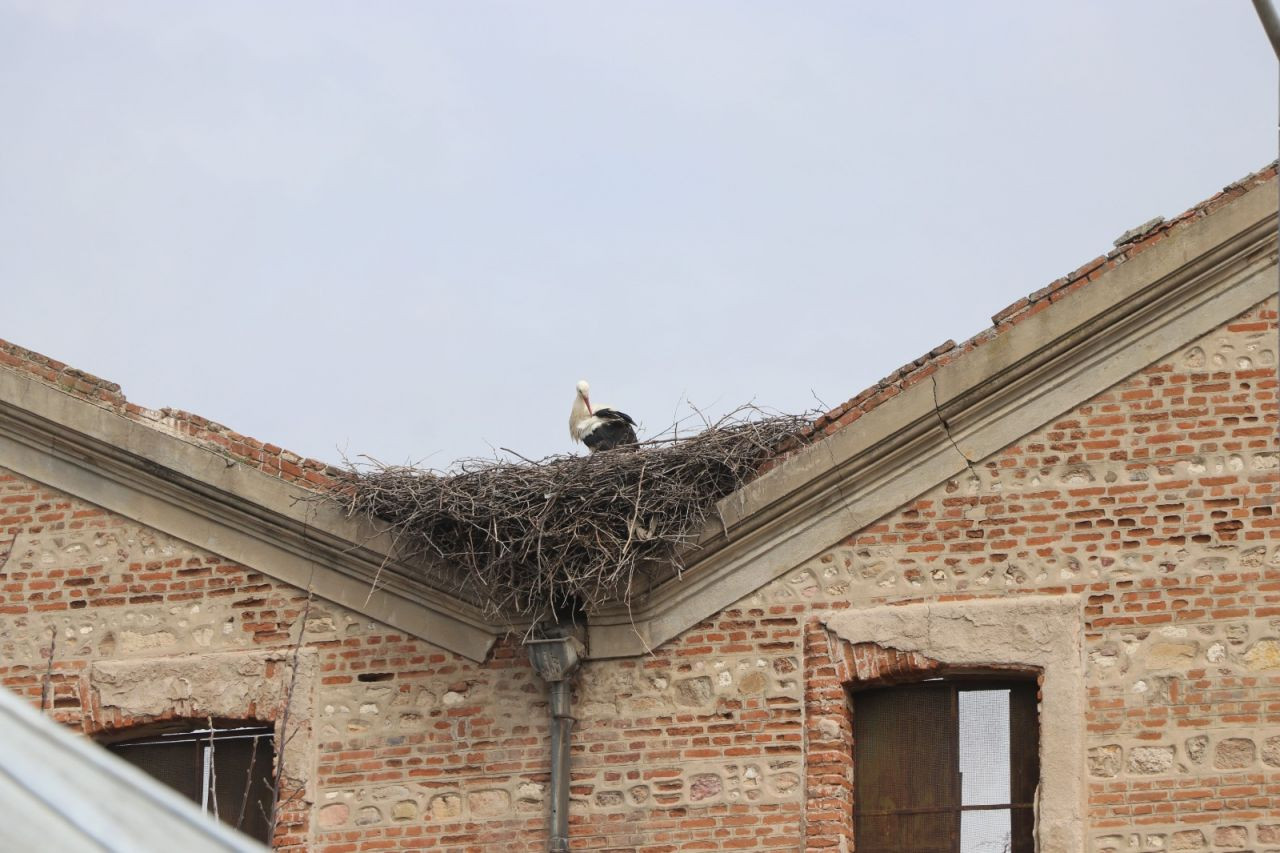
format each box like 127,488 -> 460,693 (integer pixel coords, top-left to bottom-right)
1214,738 -> 1257,770
88,648 -> 317,808
1088,744 -> 1123,777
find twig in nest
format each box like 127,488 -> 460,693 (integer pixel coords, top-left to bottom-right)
327,406 -> 814,620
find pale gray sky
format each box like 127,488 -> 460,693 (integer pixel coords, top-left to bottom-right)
2,2 -> 1274,466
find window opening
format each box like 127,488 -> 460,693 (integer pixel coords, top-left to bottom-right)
105,721 -> 276,843
854,680 -> 1038,853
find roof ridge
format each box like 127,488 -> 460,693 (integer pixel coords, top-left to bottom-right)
807,159 -> 1279,440
3,161 -> 1275,476
0,338 -> 341,490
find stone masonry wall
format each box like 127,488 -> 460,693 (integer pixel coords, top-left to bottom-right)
781,295 -> 1280,852
0,475 -> 804,850
0,478 -> 549,851
0,294 -> 1277,851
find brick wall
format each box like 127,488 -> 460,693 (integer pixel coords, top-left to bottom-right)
0,471 -> 547,851
774,295 -> 1280,852
1,293 -> 1277,851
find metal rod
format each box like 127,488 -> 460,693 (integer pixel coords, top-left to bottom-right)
1254,0 -> 1280,60
856,803 -> 1036,817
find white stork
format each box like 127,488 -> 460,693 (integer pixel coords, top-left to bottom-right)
569,380 -> 638,452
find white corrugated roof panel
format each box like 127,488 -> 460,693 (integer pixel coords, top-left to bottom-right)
0,687 -> 269,853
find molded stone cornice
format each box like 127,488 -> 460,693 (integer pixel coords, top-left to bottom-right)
0,372 -> 498,662
588,175 -> 1279,658
3,179 -> 1274,664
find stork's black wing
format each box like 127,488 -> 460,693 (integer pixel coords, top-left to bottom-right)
584,409 -> 638,452
596,408 -> 636,427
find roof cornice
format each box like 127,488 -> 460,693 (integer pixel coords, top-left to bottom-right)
588,175 -> 1279,657
4,176 -> 1274,663
0,372 -> 499,662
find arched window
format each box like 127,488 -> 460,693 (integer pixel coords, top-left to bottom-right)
103,720 -> 276,844
853,678 -> 1038,853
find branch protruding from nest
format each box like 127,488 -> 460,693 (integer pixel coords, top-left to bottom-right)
330,406 -> 813,620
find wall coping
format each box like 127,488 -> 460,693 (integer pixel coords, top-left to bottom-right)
3,176 -> 1275,663
588,174 -> 1278,657
0,371 -> 499,662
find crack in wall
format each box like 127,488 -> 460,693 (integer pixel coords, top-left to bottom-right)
931,374 -> 978,477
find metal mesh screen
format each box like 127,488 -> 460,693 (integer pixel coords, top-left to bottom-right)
959,689 -> 1010,806
107,738 -> 204,804
962,809 -> 1014,853
210,734 -> 275,842
106,724 -> 275,844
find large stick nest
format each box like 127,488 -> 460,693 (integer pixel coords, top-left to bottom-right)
332,408 -> 813,621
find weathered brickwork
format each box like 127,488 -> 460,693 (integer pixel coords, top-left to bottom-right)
2,285 -> 1277,852
0,477 -> 549,851
764,296 -> 1280,851
0,470 -> 812,850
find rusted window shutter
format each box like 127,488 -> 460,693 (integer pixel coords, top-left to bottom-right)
854,683 -> 958,852
1007,683 -> 1039,853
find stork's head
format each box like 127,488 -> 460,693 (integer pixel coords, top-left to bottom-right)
575,379 -> 592,414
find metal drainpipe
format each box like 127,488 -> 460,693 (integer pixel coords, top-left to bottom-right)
528,636 -> 585,853
547,679 -> 575,852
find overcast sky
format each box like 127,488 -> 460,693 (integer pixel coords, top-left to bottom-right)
1,2 -> 1274,467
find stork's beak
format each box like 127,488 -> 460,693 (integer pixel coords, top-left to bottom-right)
582,394 -> 593,415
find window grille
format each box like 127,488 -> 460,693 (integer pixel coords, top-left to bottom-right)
105,722 -> 276,844
854,680 -> 1038,853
